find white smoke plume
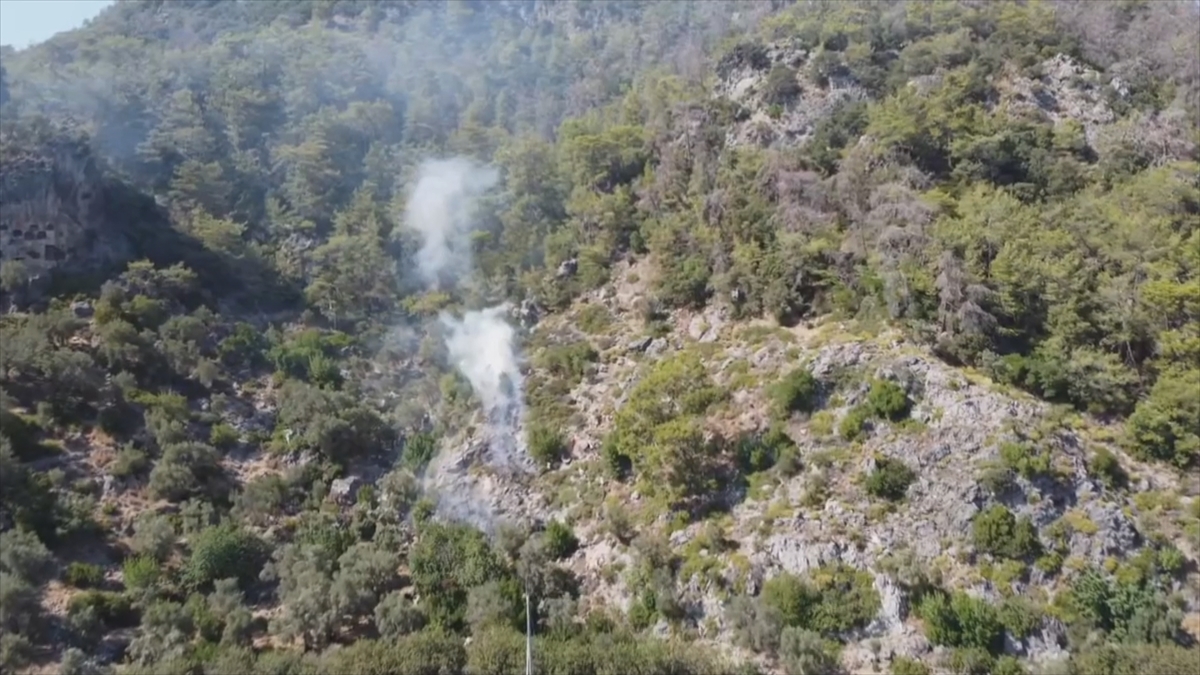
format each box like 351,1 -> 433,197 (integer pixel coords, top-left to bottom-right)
440,304 -> 526,470
401,157 -> 530,531
402,157 -> 499,289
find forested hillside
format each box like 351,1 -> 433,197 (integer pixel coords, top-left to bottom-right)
0,1 -> 1198,674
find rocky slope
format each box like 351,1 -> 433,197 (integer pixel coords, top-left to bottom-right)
415,257 -> 1200,673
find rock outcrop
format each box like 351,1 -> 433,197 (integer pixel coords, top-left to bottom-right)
0,122 -> 130,285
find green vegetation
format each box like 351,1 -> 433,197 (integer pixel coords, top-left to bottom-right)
0,0 -> 1197,672
972,505 -> 1042,560
865,380 -> 910,421
603,352 -> 724,509
542,520 -> 580,561
768,367 -> 819,418
864,455 -> 917,502
917,591 -> 1004,653
760,565 -> 881,635
63,562 -> 104,589
999,441 -> 1053,479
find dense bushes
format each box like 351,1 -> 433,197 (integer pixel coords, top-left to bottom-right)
526,423 -> 567,467
1061,567 -> 1182,645
972,505 -> 1041,560
865,380 -> 910,421
182,524 -> 268,591
768,368 -> 819,419
759,565 -> 880,635
64,562 -> 104,588
407,523 -> 507,630
864,455 -> 917,501
1124,368 -> 1200,468
999,441 -> 1053,479
917,591 -> 1004,653
734,426 -> 798,475
542,520 -> 579,560
603,353 -> 724,507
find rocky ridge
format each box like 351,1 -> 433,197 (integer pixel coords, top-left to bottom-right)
422,258 -> 1199,672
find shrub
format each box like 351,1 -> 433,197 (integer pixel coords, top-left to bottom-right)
109,445 -> 149,478
735,426 -> 796,475
64,562 -> 104,588
122,555 -> 161,592
864,455 -> 916,501
763,65 -> 802,106
978,464 -> 1017,497
727,595 -> 784,654
374,591 -> 428,640
576,305 -> 612,334
408,522 -> 506,629
0,572 -> 41,634
999,442 -> 1052,479
866,380 -> 910,421
542,520 -> 579,560
402,431 -> 438,472
67,590 -> 137,628
181,524 -> 267,591
761,565 -> 880,636
778,627 -> 839,675
972,505 -> 1041,560
538,341 -> 598,385
209,423 -> 240,450
891,656 -> 931,675
999,597 -> 1043,640
993,655 -> 1028,675
0,633 -> 33,673
840,406 -> 871,440
148,441 -> 225,502
769,368 -> 819,418
0,528 -> 56,584
604,352 -> 724,505
949,647 -> 996,675
130,513 -> 177,561
1124,368 -> 1199,468
1088,447 -> 1127,489
1069,643 -> 1200,675
527,423 -> 567,467
917,591 -> 1004,654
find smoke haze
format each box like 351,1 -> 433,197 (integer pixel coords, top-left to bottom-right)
440,304 -> 526,470
402,157 -> 499,290
400,157 -> 530,530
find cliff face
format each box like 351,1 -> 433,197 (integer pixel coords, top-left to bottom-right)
0,123 -> 133,286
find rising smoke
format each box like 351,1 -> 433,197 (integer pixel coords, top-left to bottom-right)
402,157 -> 530,504
440,305 -> 527,471
403,157 -> 499,290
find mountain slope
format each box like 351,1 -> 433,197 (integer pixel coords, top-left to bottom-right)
0,2 -> 1198,675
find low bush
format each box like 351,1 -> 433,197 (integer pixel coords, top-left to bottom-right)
543,520 -> 579,560
122,555 -> 161,592
527,424 -> 567,467
768,368 -> 819,418
735,426 -> 797,475
67,590 -> 138,628
864,455 -> 916,501
1088,447 -> 1127,489
840,406 -> 871,441
891,656 -> 931,675
972,505 -> 1041,560
64,562 -> 104,588
999,442 -> 1052,479
181,524 -> 267,591
917,591 -> 1004,654
761,565 -> 880,635
402,431 -> 438,472
866,380 -> 910,421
